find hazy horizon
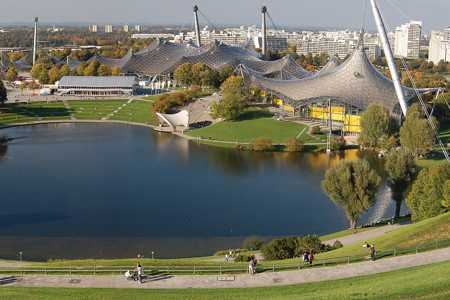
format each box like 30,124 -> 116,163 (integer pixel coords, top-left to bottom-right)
0,0 -> 449,31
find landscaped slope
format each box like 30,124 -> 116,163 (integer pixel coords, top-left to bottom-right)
2,260 -> 450,299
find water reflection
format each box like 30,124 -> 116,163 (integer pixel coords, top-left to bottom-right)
0,124 -> 395,260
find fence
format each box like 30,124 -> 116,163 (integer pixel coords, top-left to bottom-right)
1,239 -> 449,277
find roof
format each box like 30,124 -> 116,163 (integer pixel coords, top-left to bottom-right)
58,76 -> 137,88
243,42 -> 416,113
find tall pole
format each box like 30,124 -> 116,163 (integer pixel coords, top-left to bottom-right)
33,17 -> 39,66
193,5 -> 201,47
370,0 -> 407,116
261,6 -> 267,58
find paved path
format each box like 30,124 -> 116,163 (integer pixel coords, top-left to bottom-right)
324,223 -> 409,246
4,248 -> 450,289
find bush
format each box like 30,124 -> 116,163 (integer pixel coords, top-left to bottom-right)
261,235 -> 324,260
242,237 -> 264,251
234,254 -> 253,262
330,136 -> 346,151
252,138 -> 273,152
286,138 -> 304,152
152,90 -> 197,113
309,125 -> 321,135
333,240 -> 343,249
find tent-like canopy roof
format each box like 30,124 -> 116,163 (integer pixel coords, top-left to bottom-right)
243,43 -> 417,113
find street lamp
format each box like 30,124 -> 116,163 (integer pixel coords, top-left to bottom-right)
18,251 -> 23,263
151,251 -> 154,260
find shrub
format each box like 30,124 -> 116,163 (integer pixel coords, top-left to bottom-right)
234,254 -> 253,262
286,139 -> 304,152
333,240 -> 343,249
330,136 -> 346,151
242,237 -> 264,251
262,235 -> 324,260
309,125 -> 321,135
252,138 -> 273,152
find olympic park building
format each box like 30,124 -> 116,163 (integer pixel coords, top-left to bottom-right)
2,38 -> 432,134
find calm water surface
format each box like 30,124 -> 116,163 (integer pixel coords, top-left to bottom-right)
0,124 -> 401,260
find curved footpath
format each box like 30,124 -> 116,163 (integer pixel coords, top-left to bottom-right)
4,247 -> 450,289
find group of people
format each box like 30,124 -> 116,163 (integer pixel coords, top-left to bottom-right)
363,242 -> 377,261
302,250 -> 315,265
248,256 -> 258,275
124,263 -> 145,283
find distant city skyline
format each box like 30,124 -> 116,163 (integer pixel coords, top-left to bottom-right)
0,0 -> 449,32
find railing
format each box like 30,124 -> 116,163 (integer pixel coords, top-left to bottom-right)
1,239 -> 449,277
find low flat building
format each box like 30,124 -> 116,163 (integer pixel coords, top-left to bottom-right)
57,76 -> 138,96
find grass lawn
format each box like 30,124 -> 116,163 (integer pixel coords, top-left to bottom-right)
1,261 -> 450,299
110,100 -> 157,125
316,212 -> 450,260
0,100 -> 156,126
0,101 -> 71,125
187,110 -> 326,144
319,227 -> 373,242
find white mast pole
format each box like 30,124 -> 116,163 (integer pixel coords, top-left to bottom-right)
370,0 -> 407,116
261,6 -> 267,58
33,17 -> 39,66
193,5 -> 201,47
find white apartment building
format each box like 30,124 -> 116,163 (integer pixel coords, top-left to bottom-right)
104,24 -> 113,33
134,25 -> 141,32
429,27 -> 450,64
394,21 -> 422,59
296,38 -> 380,60
89,24 -> 98,33
123,24 -> 129,33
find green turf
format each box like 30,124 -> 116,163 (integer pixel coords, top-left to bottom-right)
1,261 -> 450,299
187,110 -> 326,144
110,100 -> 157,125
0,100 -> 156,126
317,212 -> 450,260
319,227 -> 373,242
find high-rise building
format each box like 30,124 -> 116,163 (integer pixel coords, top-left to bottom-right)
134,25 -> 141,32
104,24 -> 113,33
394,21 -> 422,59
123,24 -> 129,33
89,24 -> 98,33
429,27 -> 450,64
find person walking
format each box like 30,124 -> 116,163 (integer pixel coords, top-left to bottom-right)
136,263 -> 144,283
308,250 -> 315,265
370,244 -> 376,261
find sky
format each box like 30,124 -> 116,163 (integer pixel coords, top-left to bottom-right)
1,0 -> 449,31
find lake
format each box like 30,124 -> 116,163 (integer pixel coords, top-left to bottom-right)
0,123 -> 403,260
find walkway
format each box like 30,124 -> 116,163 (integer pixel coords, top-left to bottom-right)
4,248 -> 450,289
323,223 -> 409,246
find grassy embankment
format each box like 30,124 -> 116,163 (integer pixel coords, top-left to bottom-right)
0,99 -> 158,127
8,212 -> 449,269
187,110 -> 327,150
1,261 -> 450,299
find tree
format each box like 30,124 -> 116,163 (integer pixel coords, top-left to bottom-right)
322,160 -> 381,229
75,62 -> 87,76
174,63 -> 193,86
437,60 -> 448,73
31,63 -> 45,79
6,66 -> 18,82
406,164 -> 450,222
211,91 -> 247,120
384,149 -> 417,218
111,66 -> 121,76
400,104 -> 435,157
48,65 -> 60,84
286,138 -> 304,152
83,60 -> 100,76
97,64 -> 111,76
0,80 -> 7,104
358,104 -> 391,148
38,69 -> 49,84
191,63 -> 209,86
59,64 -> 71,77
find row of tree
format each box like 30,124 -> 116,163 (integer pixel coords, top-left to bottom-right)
174,63 -> 233,89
